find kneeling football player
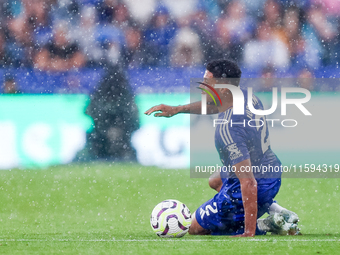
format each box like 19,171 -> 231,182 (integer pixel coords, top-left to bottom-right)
145,59 -> 300,237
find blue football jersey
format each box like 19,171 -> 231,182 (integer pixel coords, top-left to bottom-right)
215,88 -> 282,185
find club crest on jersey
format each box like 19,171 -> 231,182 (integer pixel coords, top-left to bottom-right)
227,143 -> 243,160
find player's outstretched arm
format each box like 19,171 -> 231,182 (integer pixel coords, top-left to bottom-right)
144,101 -> 218,117
233,159 -> 258,238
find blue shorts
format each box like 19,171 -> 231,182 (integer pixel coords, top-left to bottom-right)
195,178 -> 281,235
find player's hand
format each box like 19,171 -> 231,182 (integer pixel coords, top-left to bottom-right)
144,104 -> 180,118
232,232 -> 255,238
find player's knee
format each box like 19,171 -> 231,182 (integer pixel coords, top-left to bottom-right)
188,226 -> 196,235
189,212 -> 197,235
209,177 -> 222,192
188,227 -> 203,235
189,219 -> 210,235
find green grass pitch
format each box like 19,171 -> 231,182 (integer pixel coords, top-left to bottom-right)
0,163 -> 339,254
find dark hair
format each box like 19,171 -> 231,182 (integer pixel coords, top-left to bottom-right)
206,59 -> 242,86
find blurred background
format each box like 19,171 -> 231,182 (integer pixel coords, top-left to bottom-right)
0,0 -> 339,169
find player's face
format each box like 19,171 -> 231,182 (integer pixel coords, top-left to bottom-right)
203,70 -> 214,86
203,70 -> 230,96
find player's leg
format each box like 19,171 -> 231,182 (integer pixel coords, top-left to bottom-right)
255,179 -> 300,235
209,171 -> 222,192
188,196 -> 222,235
188,212 -> 211,235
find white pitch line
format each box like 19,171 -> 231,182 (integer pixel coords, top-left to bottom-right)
0,239 -> 339,242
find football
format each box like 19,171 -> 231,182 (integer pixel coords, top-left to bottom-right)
150,199 -> 192,238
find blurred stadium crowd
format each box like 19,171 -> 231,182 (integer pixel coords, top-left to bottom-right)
0,0 -> 339,72
0,0 -> 339,163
